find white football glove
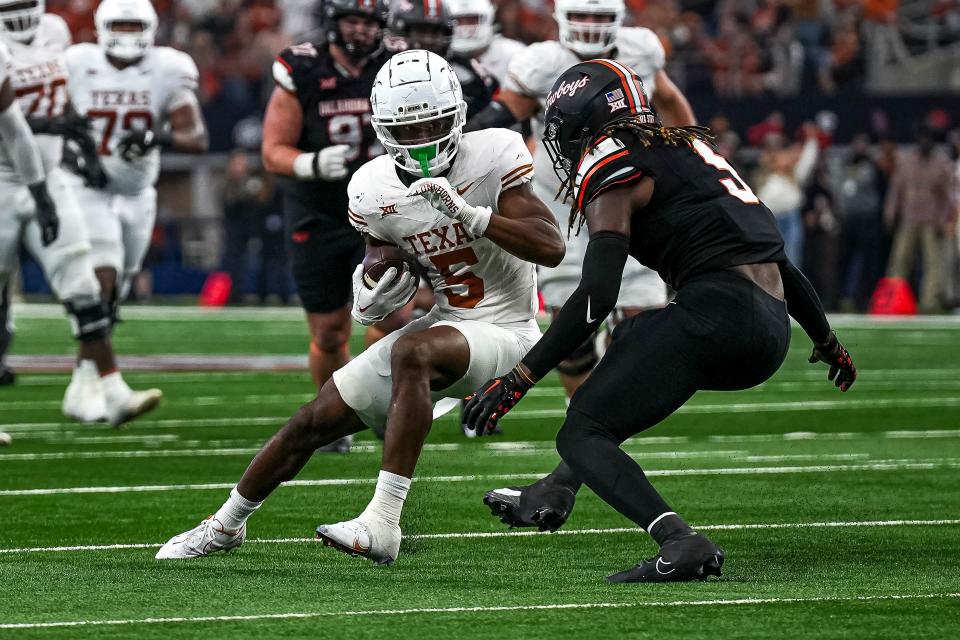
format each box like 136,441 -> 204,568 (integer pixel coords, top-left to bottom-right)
406,177 -> 492,237
293,144 -> 350,181
351,264 -> 417,326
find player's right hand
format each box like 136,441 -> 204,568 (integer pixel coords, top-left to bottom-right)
351,264 -> 417,325
28,182 -> 59,247
315,145 -> 350,180
809,332 -> 857,391
463,367 -> 535,436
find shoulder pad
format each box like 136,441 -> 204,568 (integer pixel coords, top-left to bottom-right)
574,137 -> 645,211
504,41 -> 571,98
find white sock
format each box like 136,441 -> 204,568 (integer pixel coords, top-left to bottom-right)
360,470 -> 411,527
100,371 -> 131,401
214,487 -> 263,531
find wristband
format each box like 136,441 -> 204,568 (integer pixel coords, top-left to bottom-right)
457,204 -> 492,237
293,152 -> 318,180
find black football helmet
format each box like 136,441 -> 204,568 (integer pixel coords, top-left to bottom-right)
542,59 -> 658,188
324,0 -> 390,59
387,0 -> 454,56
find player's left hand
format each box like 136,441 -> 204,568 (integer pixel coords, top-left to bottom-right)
809,331 -> 857,392
27,181 -> 59,247
118,130 -> 170,161
406,177 -> 492,236
463,366 -> 536,436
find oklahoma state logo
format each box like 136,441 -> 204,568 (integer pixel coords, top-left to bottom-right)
379,204 -> 398,216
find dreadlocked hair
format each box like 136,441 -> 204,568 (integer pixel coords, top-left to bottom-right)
563,119 -> 716,237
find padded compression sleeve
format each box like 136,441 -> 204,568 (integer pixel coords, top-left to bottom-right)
522,231 -> 630,380
0,101 -> 45,185
463,100 -> 518,133
779,260 -> 831,345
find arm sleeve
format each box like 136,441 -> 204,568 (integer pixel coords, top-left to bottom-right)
522,231 -> 629,380
0,99 -> 46,185
779,259 -> 831,345
792,137 -> 819,185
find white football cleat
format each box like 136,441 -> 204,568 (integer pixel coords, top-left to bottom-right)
105,388 -> 163,427
155,516 -> 245,559
316,516 -> 401,565
62,362 -> 107,423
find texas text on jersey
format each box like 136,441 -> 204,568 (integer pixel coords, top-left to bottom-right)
273,42 -> 390,228
64,42 -> 199,195
0,12 -> 70,176
347,128 -> 537,324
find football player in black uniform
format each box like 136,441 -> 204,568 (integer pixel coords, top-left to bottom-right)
386,0 -> 496,116
464,60 -> 857,582
263,0 -> 408,436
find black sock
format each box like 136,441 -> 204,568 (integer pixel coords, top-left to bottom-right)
0,284 -> 11,364
648,513 -> 694,546
542,460 -> 582,492
556,411 -> 676,530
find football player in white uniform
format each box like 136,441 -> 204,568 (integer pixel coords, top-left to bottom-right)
468,0 -> 697,398
447,0 -> 524,86
62,0 -> 208,417
465,0 -> 699,530
0,0 -> 160,425
156,50 -> 565,563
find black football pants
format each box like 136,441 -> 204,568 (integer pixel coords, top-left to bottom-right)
554,269 -> 791,530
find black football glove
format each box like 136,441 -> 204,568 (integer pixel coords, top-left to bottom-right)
62,138 -> 109,189
28,112 -> 91,141
463,367 -> 535,436
28,181 -> 59,247
117,129 -> 171,161
809,331 -> 857,392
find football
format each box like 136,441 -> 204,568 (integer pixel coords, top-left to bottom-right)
361,244 -> 418,289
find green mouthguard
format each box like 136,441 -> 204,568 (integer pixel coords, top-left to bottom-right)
408,145 -> 437,177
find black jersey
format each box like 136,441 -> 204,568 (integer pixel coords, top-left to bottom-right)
273,43 -> 391,228
574,132 -> 786,289
449,55 -> 496,117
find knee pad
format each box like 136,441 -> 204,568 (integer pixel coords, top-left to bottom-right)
556,334 -> 599,377
64,301 -> 110,342
48,251 -> 101,311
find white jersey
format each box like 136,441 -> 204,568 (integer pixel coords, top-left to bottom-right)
477,34 -> 525,86
503,28 -> 665,195
0,14 -> 71,179
64,44 -> 199,195
348,129 -> 538,325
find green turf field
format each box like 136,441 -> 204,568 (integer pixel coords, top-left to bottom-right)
1,306 -> 959,638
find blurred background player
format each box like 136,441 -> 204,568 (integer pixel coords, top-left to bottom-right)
387,0 -> 495,117
61,0 -> 207,422
0,0 -> 158,425
466,0 -> 696,405
447,0 -> 523,87
263,0 -> 408,454
0,282 -> 13,385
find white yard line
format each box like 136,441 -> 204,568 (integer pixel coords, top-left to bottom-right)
0,446 -> 744,462
1,518 -> 957,556
0,592 -> 957,629
2,459 -> 959,497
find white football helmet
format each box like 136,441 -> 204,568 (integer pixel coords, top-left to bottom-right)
0,0 -> 44,43
371,49 -> 467,177
554,0 -> 625,57
95,0 -> 158,61
446,0 -> 495,56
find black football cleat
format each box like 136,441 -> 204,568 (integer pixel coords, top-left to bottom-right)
606,532 -> 725,583
483,480 -> 577,532
0,364 -> 14,386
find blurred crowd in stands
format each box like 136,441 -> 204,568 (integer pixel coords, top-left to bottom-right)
35,0 -> 960,313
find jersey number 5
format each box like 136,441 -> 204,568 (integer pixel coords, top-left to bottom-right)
429,247 -> 485,309
692,139 -> 759,205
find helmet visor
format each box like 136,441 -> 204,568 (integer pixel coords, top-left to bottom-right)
385,114 -> 456,146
